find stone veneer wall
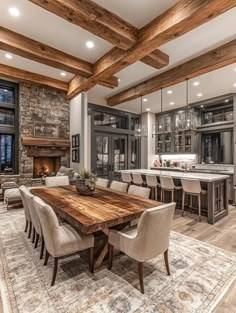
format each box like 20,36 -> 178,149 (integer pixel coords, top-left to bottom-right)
0,83 -> 70,185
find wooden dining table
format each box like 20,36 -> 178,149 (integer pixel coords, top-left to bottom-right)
31,185 -> 162,269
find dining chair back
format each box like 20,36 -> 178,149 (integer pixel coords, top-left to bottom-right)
128,185 -> 150,199
110,181 -> 128,193
96,178 -> 109,188
45,176 -> 69,187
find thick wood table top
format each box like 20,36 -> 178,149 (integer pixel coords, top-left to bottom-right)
31,185 -> 161,234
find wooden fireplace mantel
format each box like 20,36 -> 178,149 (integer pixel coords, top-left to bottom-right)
21,136 -> 70,148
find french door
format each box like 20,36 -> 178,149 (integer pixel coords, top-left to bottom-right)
93,133 -> 128,181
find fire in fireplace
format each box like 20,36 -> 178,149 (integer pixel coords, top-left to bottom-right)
33,157 -> 61,178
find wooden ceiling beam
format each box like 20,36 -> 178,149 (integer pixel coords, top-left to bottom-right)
0,26 -> 118,89
29,0 -> 169,70
107,40 -> 236,106
67,0 -> 236,98
0,63 -> 68,91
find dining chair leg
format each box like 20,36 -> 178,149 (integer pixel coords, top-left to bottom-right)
164,249 -> 170,275
138,262 -> 144,294
108,244 -> 113,270
198,194 -> 201,222
89,247 -> 94,273
28,221 -> 32,238
182,191 -> 185,216
40,236 -> 44,260
32,227 -> 35,243
44,250 -> 49,266
51,257 -> 58,286
34,234 -> 39,249
24,220 -> 28,233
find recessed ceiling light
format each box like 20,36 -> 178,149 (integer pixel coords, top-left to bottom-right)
8,7 -> 20,17
200,105 -> 204,108
170,102 -> 175,105
60,72 -> 66,77
234,68 -> 236,72
146,108 -> 150,111
193,81 -> 200,86
197,93 -> 203,97
4,89 -> 8,92
143,98 -> 148,102
118,78 -> 121,82
167,90 -> 173,94
5,53 -> 13,59
234,83 -> 236,87
225,99 -> 229,103
86,41 -> 94,48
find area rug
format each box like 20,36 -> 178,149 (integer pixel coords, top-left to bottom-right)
0,205 -> 236,313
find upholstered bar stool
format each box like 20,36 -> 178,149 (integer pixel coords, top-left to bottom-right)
146,175 -> 160,200
160,176 -> 182,203
132,173 -> 144,186
110,181 -> 128,193
121,172 -> 132,186
181,179 -> 207,222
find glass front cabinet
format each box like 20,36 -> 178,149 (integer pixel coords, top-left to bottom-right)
155,108 -> 197,154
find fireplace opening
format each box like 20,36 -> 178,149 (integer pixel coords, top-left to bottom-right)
33,157 -> 61,178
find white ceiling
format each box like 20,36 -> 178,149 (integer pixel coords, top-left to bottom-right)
0,0 -> 235,111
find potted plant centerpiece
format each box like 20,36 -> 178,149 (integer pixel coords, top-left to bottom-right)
76,169 -> 97,196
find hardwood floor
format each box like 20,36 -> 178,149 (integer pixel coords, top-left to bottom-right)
173,206 -> 236,313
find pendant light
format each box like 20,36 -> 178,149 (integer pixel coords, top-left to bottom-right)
152,87 -> 164,135
134,96 -> 147,137
185,78 -> 192,130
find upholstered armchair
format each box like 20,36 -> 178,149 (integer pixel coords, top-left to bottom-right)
33,196 -> 95,286
108,202 -> 176,293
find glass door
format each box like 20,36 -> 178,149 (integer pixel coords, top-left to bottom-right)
93,133 -> 128,181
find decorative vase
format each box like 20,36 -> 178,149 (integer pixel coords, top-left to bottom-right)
76,179 -> 96,196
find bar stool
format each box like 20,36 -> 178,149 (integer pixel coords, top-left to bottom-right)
160,176 -> 182,203
132,173 -> 143,186
121,172 -> 132,186
181,179 -> 207,222
146,175 -> 160,200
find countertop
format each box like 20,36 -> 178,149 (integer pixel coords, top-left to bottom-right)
121,169 -> 230,182
150,167 -> 234,175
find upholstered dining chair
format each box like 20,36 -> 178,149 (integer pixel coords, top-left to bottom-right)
108,202 -> 176,293
45,176 -> 69,187
23,188 -> 45,259
19,186 -> 32,238
128,185 -> 150,199
33,196 -> 95,286
110,181 -> 128,193
96,178 -> 109,188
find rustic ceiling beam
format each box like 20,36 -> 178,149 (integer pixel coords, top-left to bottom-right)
67,0 -> 236,98
0,63 -> 68,91
107,40 -> 236,106
0,26 -> 118,89
29,0 -> 169,70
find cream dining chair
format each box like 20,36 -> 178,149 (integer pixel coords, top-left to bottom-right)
45,176 -> 69,187
110,181 -> 128,193
96,178 -> 109,188
19,186 -> 32,238
108,202 -> 176,293
33,196 -> 95,286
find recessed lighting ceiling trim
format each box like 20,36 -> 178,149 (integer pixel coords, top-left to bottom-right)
9,7 -> 20,17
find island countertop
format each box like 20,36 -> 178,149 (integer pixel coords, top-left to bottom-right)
120,169 -> 229,182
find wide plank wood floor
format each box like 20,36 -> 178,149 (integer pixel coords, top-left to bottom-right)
173,207 -> 236,313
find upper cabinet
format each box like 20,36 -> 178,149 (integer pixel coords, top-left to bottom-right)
155,108 -> 197,154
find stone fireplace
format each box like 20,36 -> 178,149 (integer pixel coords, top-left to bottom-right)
33,156 -> 61,178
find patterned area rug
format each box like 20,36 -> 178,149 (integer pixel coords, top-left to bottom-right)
0,206 -> 236,313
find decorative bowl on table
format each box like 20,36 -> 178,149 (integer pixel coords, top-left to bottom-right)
76,169 -> 97,196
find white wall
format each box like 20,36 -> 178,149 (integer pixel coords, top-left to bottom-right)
70,93 -> 90,173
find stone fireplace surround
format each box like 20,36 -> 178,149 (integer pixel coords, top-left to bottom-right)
0,83 -> 70,186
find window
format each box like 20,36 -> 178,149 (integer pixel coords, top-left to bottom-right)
0,80 -> 18,175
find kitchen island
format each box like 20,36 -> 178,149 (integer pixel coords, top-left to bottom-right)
121,169 -> 230,224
